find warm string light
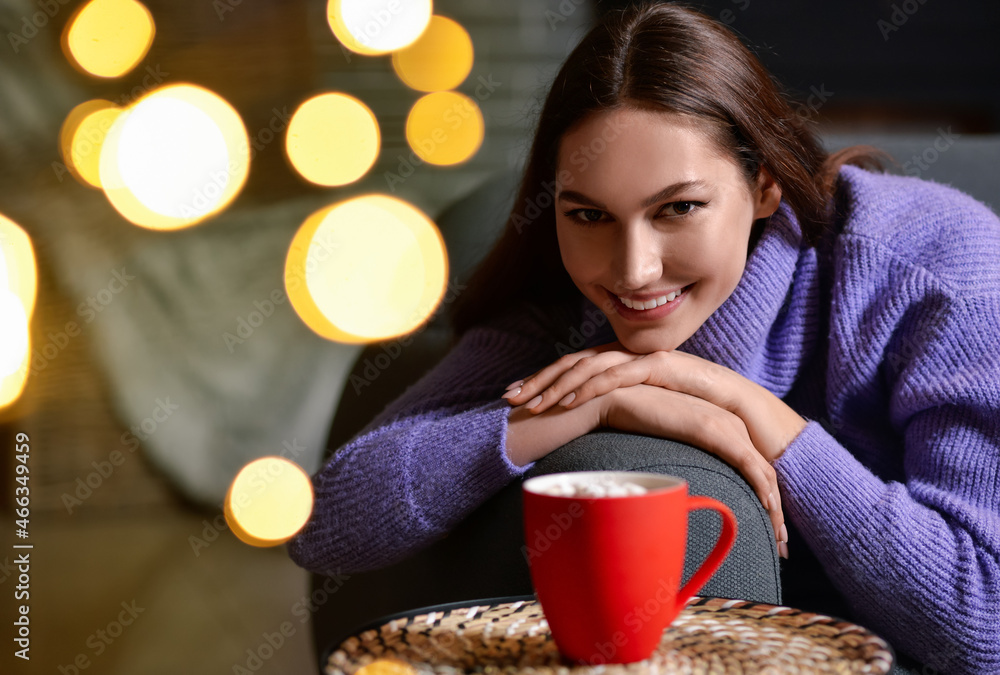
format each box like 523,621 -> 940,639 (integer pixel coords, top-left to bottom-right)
284,195 -> 448,344
285,93 -> 380,187
54,0 -> 485,542
62,0 -> 155,78
99,84 -> 250,230
326,0 -> 433,55
59,99 -> 121,188
225,457 -> 314,547
0,215 -> 36,411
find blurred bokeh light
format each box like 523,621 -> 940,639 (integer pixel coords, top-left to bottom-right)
327,0 -> 433,55
0,215 -> 37,410
99,84 -> 250,230
224,457 -> 314,548
62,0 -> 156,79
391,15 -> 473,92
285,195 -> 448,343
59,99 -> 122,189
285,93 -> 380,187
405,91 -> 484,166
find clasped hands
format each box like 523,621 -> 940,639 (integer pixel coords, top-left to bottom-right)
502,341 -> 808,558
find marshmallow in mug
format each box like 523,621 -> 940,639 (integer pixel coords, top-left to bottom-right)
538,477 -> 648,498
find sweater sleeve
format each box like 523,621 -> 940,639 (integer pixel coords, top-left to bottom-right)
286,307 -> 563,575
774,286 -> 1000,673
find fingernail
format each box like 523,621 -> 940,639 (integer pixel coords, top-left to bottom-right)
778,541 -> 789,559
778,524 -> 788,543
558,392 -> 576,407
525,395 -> 543,409
501,387 -> 521,400
505,380 -> 524,391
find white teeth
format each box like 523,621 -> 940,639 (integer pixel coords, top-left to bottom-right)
618,287 -> 684,310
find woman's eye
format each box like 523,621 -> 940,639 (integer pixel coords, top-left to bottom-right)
564,208 -> 606,223
661,201 -> 698,217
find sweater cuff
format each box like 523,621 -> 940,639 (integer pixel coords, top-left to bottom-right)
772,420 -> 886,552
498,400 -> 536,476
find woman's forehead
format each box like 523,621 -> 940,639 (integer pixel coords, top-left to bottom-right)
555,108 -> 741,191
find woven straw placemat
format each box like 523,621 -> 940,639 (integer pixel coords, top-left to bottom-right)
325,597 -> 895,675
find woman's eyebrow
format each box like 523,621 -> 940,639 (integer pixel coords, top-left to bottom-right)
557,180 -> 711,209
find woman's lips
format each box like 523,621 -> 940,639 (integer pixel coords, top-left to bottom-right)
608,284 -> 692,321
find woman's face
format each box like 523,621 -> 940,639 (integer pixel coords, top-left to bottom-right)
555,107 -> 781,354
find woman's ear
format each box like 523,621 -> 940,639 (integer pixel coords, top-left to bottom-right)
752,168 -> 782,220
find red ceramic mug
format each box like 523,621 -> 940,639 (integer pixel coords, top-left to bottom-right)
522,471 -> 737,664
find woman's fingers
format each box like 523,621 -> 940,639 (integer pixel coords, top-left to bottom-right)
603,385 -> 786,551
562,356 -> 657,408
502,347 -> 634,412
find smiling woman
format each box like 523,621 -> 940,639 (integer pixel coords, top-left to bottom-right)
552,109 -> 781,356
289,4 -> 1000,673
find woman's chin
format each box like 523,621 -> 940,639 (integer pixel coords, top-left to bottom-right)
614,329 -> 683,354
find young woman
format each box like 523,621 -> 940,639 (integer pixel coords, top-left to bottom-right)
290,4 -> 999,672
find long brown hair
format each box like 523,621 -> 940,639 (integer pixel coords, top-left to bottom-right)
451,2 -> 883,335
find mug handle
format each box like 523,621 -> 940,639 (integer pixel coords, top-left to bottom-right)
675,496 -> 738,611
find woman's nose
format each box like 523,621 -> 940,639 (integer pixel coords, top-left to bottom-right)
615,226 -> 663,290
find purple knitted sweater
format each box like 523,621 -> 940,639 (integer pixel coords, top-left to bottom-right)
288,166 -> 1000,673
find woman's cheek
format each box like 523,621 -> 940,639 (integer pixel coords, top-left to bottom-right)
560,235 -> 606,283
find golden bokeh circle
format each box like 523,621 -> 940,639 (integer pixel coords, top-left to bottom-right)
63,0 -> 155,78
224,457 -> 314,548
60,101 -> 122,188
99,83 -> 249,230
405,91 -> 484,166
391,15 -> 473,92
286,93 -> 380,187
0,215 -> 36,409
327,0 -> 433,56
285,195 -> 449,344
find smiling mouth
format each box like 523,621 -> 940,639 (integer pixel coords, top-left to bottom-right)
616,286 -> 687,310
606,284 -> 693,319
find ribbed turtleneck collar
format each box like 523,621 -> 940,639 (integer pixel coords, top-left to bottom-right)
677,202 -> 824,398
582,200 -> 824,399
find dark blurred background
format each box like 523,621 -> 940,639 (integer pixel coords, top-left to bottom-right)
602,0 -> 1000,133
0,0 -> 997,673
